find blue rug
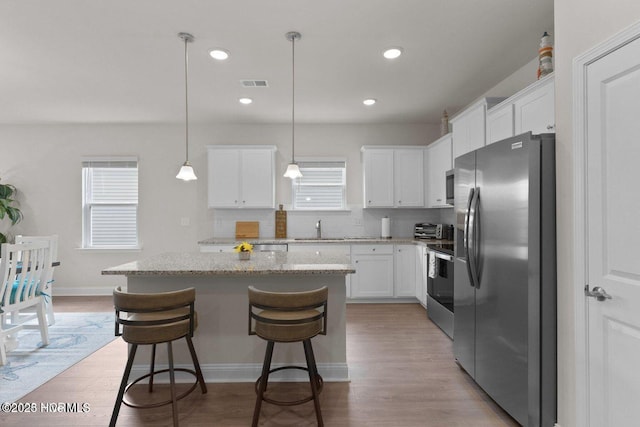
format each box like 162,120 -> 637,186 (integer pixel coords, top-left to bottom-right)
0,312 -> 115,402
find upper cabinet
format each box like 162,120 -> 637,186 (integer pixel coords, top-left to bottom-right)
207,145 -> 277,208
451,97 -> 505,160
361,146 -> 424,208
487,74 -> 555,144
425,133 -> 453,208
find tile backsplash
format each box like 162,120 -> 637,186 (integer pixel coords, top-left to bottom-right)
211,205 -> 454,239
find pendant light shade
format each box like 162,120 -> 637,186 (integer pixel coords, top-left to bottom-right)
284,31 -> 302,179
176,32 -> 197,181
283,163 -> 303,179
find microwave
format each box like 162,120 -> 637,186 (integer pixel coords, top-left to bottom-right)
445,169 -> 454,205
414,223 -> 454,240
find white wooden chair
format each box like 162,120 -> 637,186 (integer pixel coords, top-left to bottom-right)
15,235 -> 58,325
0,242 -> 51,365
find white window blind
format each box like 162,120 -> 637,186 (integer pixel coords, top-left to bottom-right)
82,159 -> 139,248
292,160 -> 346,210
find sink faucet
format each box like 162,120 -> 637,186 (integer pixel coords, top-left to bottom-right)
316,220 -> 322,238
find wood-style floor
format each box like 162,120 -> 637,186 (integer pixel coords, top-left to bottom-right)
1,297 -> 518,426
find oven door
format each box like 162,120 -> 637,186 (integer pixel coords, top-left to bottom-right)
427,251 -> 454,312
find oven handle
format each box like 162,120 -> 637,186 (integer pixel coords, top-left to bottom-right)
433,252 -> 453,262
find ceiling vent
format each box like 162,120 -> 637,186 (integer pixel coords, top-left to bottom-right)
241,80 -> 269,87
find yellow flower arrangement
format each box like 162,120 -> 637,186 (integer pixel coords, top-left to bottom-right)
234,241 -> 254,253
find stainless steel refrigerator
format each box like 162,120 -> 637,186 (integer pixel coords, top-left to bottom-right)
453,132 -> 556,427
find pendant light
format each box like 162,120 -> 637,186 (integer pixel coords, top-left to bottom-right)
283,31 -> 303,179
176,32 -> 198,181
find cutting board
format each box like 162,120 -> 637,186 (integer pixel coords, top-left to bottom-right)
235,221 -> 259,239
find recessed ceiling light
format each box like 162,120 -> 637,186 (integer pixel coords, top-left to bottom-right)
383,47 -> 403,59
209,49 -> 230,60
363,98 -> 377,106
239,97 -> 253,105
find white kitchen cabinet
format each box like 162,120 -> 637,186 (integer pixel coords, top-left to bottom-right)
350,244 -> 394,298
200,244 -> 236,253
451,97 -> 505,159
425,134 -> 453,208
487,103 -> 515,144
415,245 -> 428,307
362,147 -> 424,208
394,244 -> 416,297
486,74 -> 555,144
207,145 -> 276,208
513,74 -> 555,135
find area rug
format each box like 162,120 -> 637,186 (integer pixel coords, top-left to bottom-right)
0,312 -> 115,403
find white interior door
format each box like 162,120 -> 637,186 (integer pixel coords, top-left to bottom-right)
584,32 -> 640,427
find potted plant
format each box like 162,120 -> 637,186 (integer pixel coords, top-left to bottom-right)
0,179 -> 23,248
234,241 -> 253,260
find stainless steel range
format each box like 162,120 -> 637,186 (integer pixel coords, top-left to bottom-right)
426,243 -> 454,339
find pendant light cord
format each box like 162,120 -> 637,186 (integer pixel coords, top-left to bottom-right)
184,35 -> 190,163
291,34 -> 296,163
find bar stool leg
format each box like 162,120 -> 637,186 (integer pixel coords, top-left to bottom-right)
110,344 -> 138,427
186,335 -> 207,394
252,340 -> 275,427
148,343 -> 157,392
167,341 -> 179,427
303,339 -> 323,427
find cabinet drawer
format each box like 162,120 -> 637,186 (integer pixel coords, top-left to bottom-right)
351,244 -> 394,255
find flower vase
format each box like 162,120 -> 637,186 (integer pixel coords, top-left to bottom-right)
238,251 -> 251,261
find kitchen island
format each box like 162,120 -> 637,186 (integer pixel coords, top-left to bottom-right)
102,251 -> 355,383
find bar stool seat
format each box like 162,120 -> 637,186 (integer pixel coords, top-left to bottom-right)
110,287 -> 207,427
248,286 -> 328,427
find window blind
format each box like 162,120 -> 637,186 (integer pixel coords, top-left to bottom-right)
82,160 -> 138,248
292,161 -> 346,210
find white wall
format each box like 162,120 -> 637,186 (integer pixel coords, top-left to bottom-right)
0,122 -> 439,293
554,3 -> 640,427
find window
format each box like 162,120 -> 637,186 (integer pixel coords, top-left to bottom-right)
292,160 -> 346,210
82,158 -> 139,248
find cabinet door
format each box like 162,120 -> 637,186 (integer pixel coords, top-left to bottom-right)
514,78 -> 555,135
350,254 -> 394,298
200,244 -> 236,253
415,246 -> 428,307
487,103 -> 515,144
452,104 -> 486,159
426,135 -> 452,207
395,245 -> 417,297
240,149 -> 274,208
394,149 -> 424,207
208,149 -> 241,208
363,149 -> 394,207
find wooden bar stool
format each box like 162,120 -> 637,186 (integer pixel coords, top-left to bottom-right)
248,285 -> 328,427
110,286 -> 207,427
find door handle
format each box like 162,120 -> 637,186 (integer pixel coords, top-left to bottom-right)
585,286 -> 612,302
467,188 -> 480,289
464,188 -> 475,287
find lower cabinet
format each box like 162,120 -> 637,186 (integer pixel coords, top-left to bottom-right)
200,244 -> 236,253
415,245 -> 428,307
394,245 -> 416,297
350,245 -> 394,298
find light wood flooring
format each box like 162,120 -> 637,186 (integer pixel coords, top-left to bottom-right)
1,297 -> 518,426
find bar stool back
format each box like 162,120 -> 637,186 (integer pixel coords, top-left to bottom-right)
110,286 -> 207,427
248,285 -> 328,427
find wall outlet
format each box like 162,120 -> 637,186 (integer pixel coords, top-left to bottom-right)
180,217 -> 190,226
352,217 -> 363,226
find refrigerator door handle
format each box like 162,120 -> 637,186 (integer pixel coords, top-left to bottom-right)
467,187 -> 480,288
464,187 -> 475,287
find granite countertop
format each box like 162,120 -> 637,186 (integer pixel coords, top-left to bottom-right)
102,251 -> 355,276
198,237 -> 451,246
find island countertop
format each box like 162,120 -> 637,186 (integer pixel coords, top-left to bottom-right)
101,251 -> 355,276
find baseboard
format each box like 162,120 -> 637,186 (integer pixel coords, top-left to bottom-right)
347,297 -> 419,304
130,362 -> 350,384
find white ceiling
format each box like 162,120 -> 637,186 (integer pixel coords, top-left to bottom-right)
0,0 -> 553,125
